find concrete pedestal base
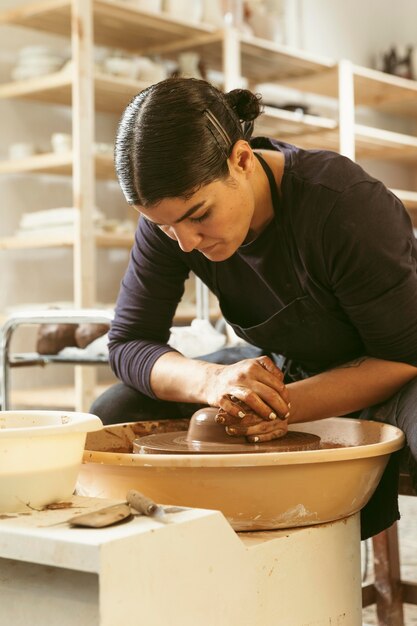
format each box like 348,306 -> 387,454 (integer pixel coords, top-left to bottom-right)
0,497 -> 362,626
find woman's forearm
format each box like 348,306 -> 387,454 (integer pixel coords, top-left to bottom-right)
150,351 -> 220,403
288,357 -> 417,423
150,352 -> 417,425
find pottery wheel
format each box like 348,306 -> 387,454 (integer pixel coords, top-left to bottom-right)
134,430 -> 321,455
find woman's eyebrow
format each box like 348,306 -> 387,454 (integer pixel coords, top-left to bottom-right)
141,201 -> 207,227
174,201 -> 206,224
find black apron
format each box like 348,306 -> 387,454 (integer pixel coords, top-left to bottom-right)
241,152 -> 401,540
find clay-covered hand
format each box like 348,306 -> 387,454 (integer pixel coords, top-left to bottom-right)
205,355 -> 290,441
216,401 -> 289,443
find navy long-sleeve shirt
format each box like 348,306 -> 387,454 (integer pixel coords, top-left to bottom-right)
109,138 -> 417,398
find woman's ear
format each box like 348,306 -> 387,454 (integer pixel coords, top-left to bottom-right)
228,140 -> 254,177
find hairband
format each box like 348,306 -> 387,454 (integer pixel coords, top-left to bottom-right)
203,109 -> 233,156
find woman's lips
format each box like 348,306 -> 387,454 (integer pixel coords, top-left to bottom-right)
199,243 -> 217,253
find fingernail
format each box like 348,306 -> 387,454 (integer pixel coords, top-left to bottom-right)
288,402 -> 292,409
227,427 -> 237,434
268,411 -> 277,420
252,436 -> 260,442
238,411 -> 246,418
280,411 -> 290,420
216,415 -> 225,424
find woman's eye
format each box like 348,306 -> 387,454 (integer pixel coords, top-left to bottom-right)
190,210 -> 210,224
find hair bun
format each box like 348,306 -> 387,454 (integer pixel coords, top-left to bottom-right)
224,89 -> 262,122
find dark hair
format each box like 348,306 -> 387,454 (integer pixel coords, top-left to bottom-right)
115,77 -> 263,207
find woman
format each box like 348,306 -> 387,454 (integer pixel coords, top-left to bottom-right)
92,77 -> 417,537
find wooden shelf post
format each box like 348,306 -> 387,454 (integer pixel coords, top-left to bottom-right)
71,0 -> 97,412
338,59 -> 356,160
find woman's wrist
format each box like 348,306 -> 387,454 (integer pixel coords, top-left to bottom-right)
150,352 -> 222,404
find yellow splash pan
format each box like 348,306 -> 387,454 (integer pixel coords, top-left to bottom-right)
79,417 -> 404,531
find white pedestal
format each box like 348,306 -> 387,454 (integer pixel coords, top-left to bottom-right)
0,497 -> 362,626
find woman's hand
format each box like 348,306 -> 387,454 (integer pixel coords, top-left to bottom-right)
205,355 -> 290,442
217,402 -> 289,443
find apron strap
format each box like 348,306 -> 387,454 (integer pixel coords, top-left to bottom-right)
254,152 -> 282,214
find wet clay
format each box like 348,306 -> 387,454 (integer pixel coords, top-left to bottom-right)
134,430 -> 321,454
134,407 -> 321,455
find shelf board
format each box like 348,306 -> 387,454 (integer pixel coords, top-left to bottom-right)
284,123 -> 417,163
0,231 -> 133,250
392,189 -> 417,211
281,65 -> 417,118
0,71 -> 148,114
0,0 -> 214,50
0,0 -> 334,83
0,151 -> 114,178
11,383 -> 111,409
353,66 -> 417,117
256,105 -> 337,138
240,36 -> 335,83
153,33 -> 335,84
355,124 -> 417,161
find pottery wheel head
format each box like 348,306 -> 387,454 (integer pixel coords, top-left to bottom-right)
134,407 -> 321,455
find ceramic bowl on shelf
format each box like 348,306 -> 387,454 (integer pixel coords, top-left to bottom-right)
103,56 -> 137,79
0,411 -> 102,512
51,133 -> 72,154
164,0 -> 203,23
8,142 -> 36,160
12,46 -> 66,82
11,66 -> 59,81
135,0 -> 163,11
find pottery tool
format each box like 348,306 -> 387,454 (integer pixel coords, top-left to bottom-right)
68,503 -> 132,528
126,489 -> 173,522
67,490 -> 185,528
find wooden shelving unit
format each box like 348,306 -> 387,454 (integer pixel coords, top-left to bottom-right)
0,71 -> 151,114
0,231 -> 133,250
0,0 -> 215,49
279,64 -> 417,118
1,0 -> 416,410
392,189 -> 417,211
0,151 -> 114,178
282,123 -> 417,163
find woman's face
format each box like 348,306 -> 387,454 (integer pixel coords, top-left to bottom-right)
137,142 -> 258,262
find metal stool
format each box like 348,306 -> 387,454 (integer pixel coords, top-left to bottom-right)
362,464 -> 417,625
0,309 -> 113,410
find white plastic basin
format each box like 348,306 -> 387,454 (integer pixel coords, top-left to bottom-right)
0,411 -> 102,512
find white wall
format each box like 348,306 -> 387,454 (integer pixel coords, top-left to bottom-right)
297,0 -> 416,66
294,0 -> 417,191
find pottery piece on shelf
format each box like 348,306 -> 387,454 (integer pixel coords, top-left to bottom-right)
164,0 -> 203,23
51,133 -> 72,154
135,0 -> 163,11
8,143 -> 36,160
12,46 -> 66,82
178,52 -> 203,79
202,0 -> 224,26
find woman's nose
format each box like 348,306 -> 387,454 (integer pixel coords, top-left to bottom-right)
170,225 -> 202,253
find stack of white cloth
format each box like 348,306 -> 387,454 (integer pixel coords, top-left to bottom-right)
16,208 -> 135,238
17,208 -> 103,238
